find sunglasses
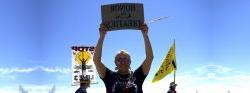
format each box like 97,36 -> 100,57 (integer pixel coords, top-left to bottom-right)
116,57 -> 130,64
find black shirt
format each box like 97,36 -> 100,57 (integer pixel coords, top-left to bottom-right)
167,89 -> 177,93
102,66 -> 147,93
75,87 -> 87,93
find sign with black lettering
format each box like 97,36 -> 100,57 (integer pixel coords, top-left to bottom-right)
71,46 -> 97,86
101,3 -> 144,31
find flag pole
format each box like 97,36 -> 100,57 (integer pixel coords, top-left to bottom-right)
174,40 -> 176,84
145,16 -> 168,24
174,69 -> 176,84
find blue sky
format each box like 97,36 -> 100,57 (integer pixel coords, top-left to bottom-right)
0,0 -> 250,93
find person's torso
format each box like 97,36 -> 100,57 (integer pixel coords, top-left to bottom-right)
75,88 -> 87,93
111,72 -> 137,93
167,89 -> 176,93
102,67 -> 146,93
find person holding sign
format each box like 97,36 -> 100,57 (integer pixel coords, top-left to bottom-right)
167,82 -> 177,93
93,23 -> 154,93
75,79 -> 90,93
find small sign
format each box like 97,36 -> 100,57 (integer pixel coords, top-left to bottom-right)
101,3 -> 144,31
71,46 -> 97,86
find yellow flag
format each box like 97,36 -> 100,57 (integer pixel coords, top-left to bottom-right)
152,41 -> 176,83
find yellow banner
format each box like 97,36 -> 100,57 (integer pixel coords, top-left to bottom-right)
152,41 -> 176,83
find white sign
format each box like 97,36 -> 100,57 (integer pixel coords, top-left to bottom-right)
101,3 -> 144,31
71,46 -> 97,86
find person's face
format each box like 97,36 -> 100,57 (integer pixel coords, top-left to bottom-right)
170,86 -> 176,90
80,82 -> 90,89
115,53 -> 131,71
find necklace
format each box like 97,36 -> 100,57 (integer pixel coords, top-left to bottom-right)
112,71 -> 137,92
117,71 -> 133,80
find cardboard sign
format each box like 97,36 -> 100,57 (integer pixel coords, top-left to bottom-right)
101,3 -> 144,31
71,46 -> 97,86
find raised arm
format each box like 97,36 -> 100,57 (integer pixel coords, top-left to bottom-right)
140,23 -> 154,75
93,24 -> 107,78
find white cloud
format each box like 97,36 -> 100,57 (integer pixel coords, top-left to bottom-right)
0,85 -> 105,93
0,66 -> 71,74
39,66 -> 71,80
0,67 -> 39,74
0,67 -> 39,80
0,66 -> 71,80
195,64 -> 233,74
142,65 -> 250,93
0,86 -> 18,93
40,66 -> 71,74
1,65 -> 250,93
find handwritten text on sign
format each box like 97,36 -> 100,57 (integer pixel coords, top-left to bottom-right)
101,3 -> 144,31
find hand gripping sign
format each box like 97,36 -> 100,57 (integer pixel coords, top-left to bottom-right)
71,46 -> 97,86
101,3 -> 144,31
